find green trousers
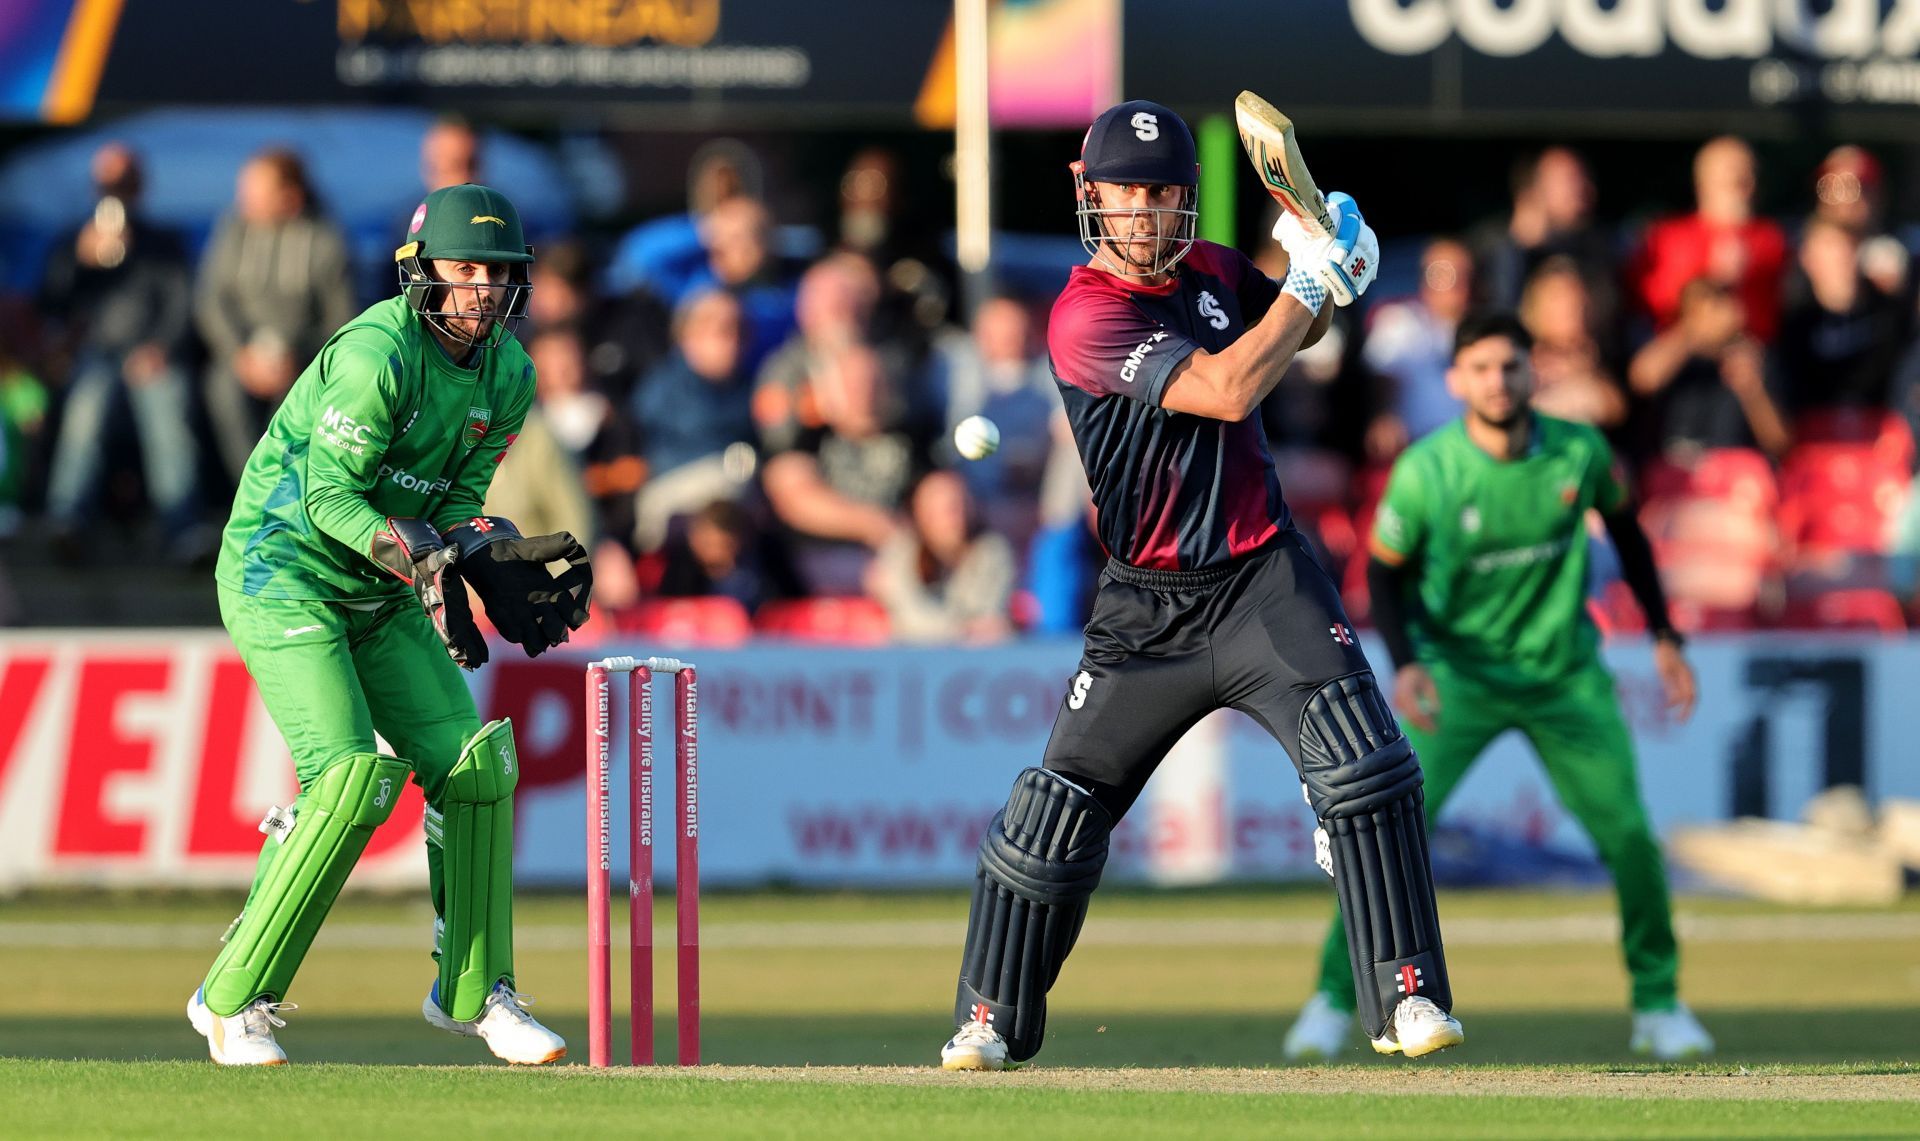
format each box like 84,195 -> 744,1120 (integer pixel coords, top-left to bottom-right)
212,585 -> 481,992
1314,660 -> 1681,1013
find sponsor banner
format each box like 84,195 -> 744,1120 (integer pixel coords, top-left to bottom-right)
1132,0 -> 1920,124
0,631 -> 1912,890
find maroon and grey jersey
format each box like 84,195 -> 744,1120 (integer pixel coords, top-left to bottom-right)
1047,240 -> 1290,571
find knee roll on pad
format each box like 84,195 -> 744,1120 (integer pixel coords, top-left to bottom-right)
434,718 -> 520,1023
1298,673 -> 1451,1039
954,767 -> 1111,1062
202,753 -> 412,1016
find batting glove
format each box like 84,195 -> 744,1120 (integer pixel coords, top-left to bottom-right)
1313,192 -> 1379,308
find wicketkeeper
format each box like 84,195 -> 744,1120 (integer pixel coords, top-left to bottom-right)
188,183 -> 591,1065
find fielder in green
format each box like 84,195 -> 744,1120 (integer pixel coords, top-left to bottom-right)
1283,312 -> 1715,1062
186,184 -> 593,1066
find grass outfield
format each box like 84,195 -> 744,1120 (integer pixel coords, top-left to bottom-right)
3,888 -> 1916,1137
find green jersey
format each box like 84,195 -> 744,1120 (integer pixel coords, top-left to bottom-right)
216,297 -> 535,601
1370,415 -> 1627,689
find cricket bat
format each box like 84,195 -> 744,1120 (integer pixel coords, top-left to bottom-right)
1234,90 -> 1332,238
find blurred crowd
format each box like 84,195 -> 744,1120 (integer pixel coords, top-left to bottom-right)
5,121 -> 1920,639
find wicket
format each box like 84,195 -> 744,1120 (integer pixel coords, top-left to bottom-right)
585,655 -> 700,1067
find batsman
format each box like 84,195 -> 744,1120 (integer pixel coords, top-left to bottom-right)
940,99 -> 1462,1070
187,184 -> 591,1065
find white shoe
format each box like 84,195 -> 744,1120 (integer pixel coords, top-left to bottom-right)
188,987 -> 292,1066
1283,992 -> 1355,1061
940,1010 -> 1010,1071
1630,1003 -> 1714,1061
425,982 -> 567,1065
1370,995 -> 1464,1058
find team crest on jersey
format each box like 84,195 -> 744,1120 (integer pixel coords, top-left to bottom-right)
1460,506 -> 1482,533
465,407 -> 491,448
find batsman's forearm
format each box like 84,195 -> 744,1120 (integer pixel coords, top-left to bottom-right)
1200,295 -> 1319,418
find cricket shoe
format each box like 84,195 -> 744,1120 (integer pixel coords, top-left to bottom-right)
1282,991 -> 1355,1061
1370,996 -> 1464,1058
424,981 -> 567,1065
187,986 -> 292,1066
940,1011 -> 1010,1071
1630,1003 -> 1714,1061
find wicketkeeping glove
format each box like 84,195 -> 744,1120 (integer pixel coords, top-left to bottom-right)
442,516 -> 594,658
370,517 -> 488,670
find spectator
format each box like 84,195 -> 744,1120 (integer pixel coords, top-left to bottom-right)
1632,136 -> 1788,342
754,253 -> 884,453
867,469 -> 1014,643
937,294 -> 1058,527
527,239 -> 667,401
605,139 -> 760,303
761,342 -> 921,593
1362,237 -> 1473,458
483,403 -> 594,547
527,325 -> 643,553
420,116 -> 483,192
38,143 -> 202,554
1628,278 -> 1790,459
1775,217 -> 1903,413
1477,147 -> 1620,346
1813,144 -> 1908,300
195,148 -> 357,481
1520,257 -> 1626,428
631,288 -> 758,550
657,497 -> 799,614
699,196 -> 798,379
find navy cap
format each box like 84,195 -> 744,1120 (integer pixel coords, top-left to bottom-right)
1077,100 -> 1197,186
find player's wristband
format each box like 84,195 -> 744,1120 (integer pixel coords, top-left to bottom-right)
1653,627 -> 1687,650
1280,262 -> 1328,312
442,515 -> 524,561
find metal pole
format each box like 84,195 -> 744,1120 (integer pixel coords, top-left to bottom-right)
955,0 -> 992,322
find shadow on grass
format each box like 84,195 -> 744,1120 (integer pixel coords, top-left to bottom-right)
6,1008 -> 1915,1068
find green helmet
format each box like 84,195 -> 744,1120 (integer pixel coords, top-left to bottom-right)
394,183 -> 534,351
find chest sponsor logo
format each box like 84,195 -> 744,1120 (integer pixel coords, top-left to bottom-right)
318,405 -> 376,455
378,463 -> 452,495
465,407 -> 492,448
1197,290 -> 1230,330
1120,331 -> 1169,384
1468,535 -> 1572,575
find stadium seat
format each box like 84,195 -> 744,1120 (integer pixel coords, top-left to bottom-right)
1777,443 -> 1908,559
1640,497 -> 1777,610
753,597 -> 893,645
1588,580 -> 1648,639
1793,407 -> 1914,472
620,596 -> 753,647
1668,599 -> 1758,633
1780,588 -> 1907,633
1639,448 -> 1777,514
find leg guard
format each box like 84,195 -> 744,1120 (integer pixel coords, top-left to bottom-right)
1299,674 -> 1451,1040
432,719 -> 520,1023
954,768 -> 1111,1063
202,753 -> 412,1016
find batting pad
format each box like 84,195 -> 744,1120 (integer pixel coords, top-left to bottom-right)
433,718 -> 520,1023
202,753 -> 413,1016
1298,674 -> 1451,1040
954,767 -> 1111,1062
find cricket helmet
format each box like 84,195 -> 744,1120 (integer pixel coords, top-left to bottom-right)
1072,100 -> 1198,278
395,183 -> 534,350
